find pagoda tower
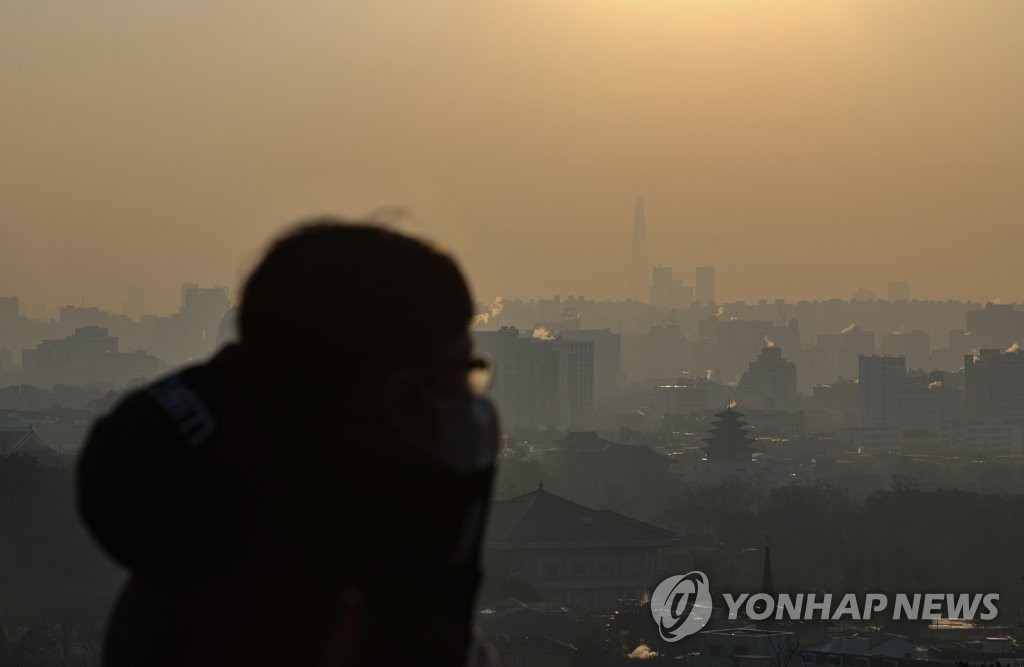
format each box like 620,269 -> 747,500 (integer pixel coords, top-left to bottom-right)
702,406 -> 756,461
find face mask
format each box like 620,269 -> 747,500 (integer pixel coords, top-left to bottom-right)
431,396 -> 500,566
429,395 -> 501,475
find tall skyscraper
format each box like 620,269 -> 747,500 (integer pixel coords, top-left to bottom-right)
966,302 -> 1024,350
736,346 -> 798,410
629,196 -> 650,302
649,266 -> 673,308
858,355 -> 906,427
696,265 -> 716,305
649,266 -> 694,311
880,329 -> 930,370
561,328 -> 621,405
964,348 -> 1024,422
473,327 -> 595,431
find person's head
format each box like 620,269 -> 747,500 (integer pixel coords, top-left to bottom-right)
239,218 -> 485,429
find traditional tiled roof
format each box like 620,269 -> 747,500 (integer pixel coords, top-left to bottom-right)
595,444 -> 672,469
486,634 -> 576,654
812,633 -> 915,654
0,425 -> 56,457
552,431 -> 613,451
486,484 -> 676,549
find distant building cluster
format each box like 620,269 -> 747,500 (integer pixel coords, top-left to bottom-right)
21,326 -> 160,388
0,285 -> 232,390
2,204 -> 1024,469
472,284 -> 1024,459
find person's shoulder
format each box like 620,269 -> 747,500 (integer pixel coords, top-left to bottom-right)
75,344 -> 251,573
86,344 -> 243,452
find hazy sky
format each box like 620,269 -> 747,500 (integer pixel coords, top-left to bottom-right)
2,0 -> 1022,315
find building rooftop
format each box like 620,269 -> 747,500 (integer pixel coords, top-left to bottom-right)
487,483 -> 676,549
0,425 -> 56,458
702,627 -> 795,638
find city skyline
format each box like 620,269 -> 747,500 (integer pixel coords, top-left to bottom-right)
5,268 -> 1022,323
4,2 -> 1024,663
2,190 -> 1021,314
3,1 -> 1024,312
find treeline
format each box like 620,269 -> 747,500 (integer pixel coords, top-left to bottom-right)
0,454 -> 122,666
495,455 -> 1024,614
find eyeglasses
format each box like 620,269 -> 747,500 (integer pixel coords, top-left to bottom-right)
438,354 -> 496,396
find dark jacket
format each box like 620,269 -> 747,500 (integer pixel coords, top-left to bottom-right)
77,344 -> 496,666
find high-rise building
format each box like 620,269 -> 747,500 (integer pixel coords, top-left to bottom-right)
0,297 -> 19,325
475,327 -> 559,431
154,284 -> 231,364
695,266 -> 716,305
736,346 -> 798,411
474,327 -> 594,432
851,287 -> 876,302
880,329 -> 930,370
813,326 -> 875,385
887,281 -> 910,302
123,284 -> 145,321
701,317 -> 799,384
181,285 -> 230,325
560,329 -> 621,405
650,266 -> 694,311
898,371 -> 960,433
650,378 -> 729,421
556,338 -> 594,429
649,266 -> 673,309
965,302 -> 1024,350
629,196 -> 650,302
964,348 -> 1024,422
672,281 -> 694,309
858,355 -> 906,427
20,326 -> 160,387
948,329 -> 978,367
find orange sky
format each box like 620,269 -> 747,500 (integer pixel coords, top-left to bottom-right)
2,1 -> 1022,315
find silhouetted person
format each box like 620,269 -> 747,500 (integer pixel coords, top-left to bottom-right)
77,221 -> 500,666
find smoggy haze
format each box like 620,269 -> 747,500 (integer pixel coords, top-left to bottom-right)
2,0 -> 1022,314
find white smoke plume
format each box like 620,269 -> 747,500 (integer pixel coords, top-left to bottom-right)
472,296 -> 504,326
532,326 -> 555,341
628,645 -> 659,660
763,335 -> 776,348
841,323 -> 857,334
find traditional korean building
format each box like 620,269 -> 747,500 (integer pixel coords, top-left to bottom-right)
0,425 -> 59,462
485,483 -> 677,610
702,406 -> 757,461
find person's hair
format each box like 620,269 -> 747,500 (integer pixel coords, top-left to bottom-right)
238,218 -> 474,391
